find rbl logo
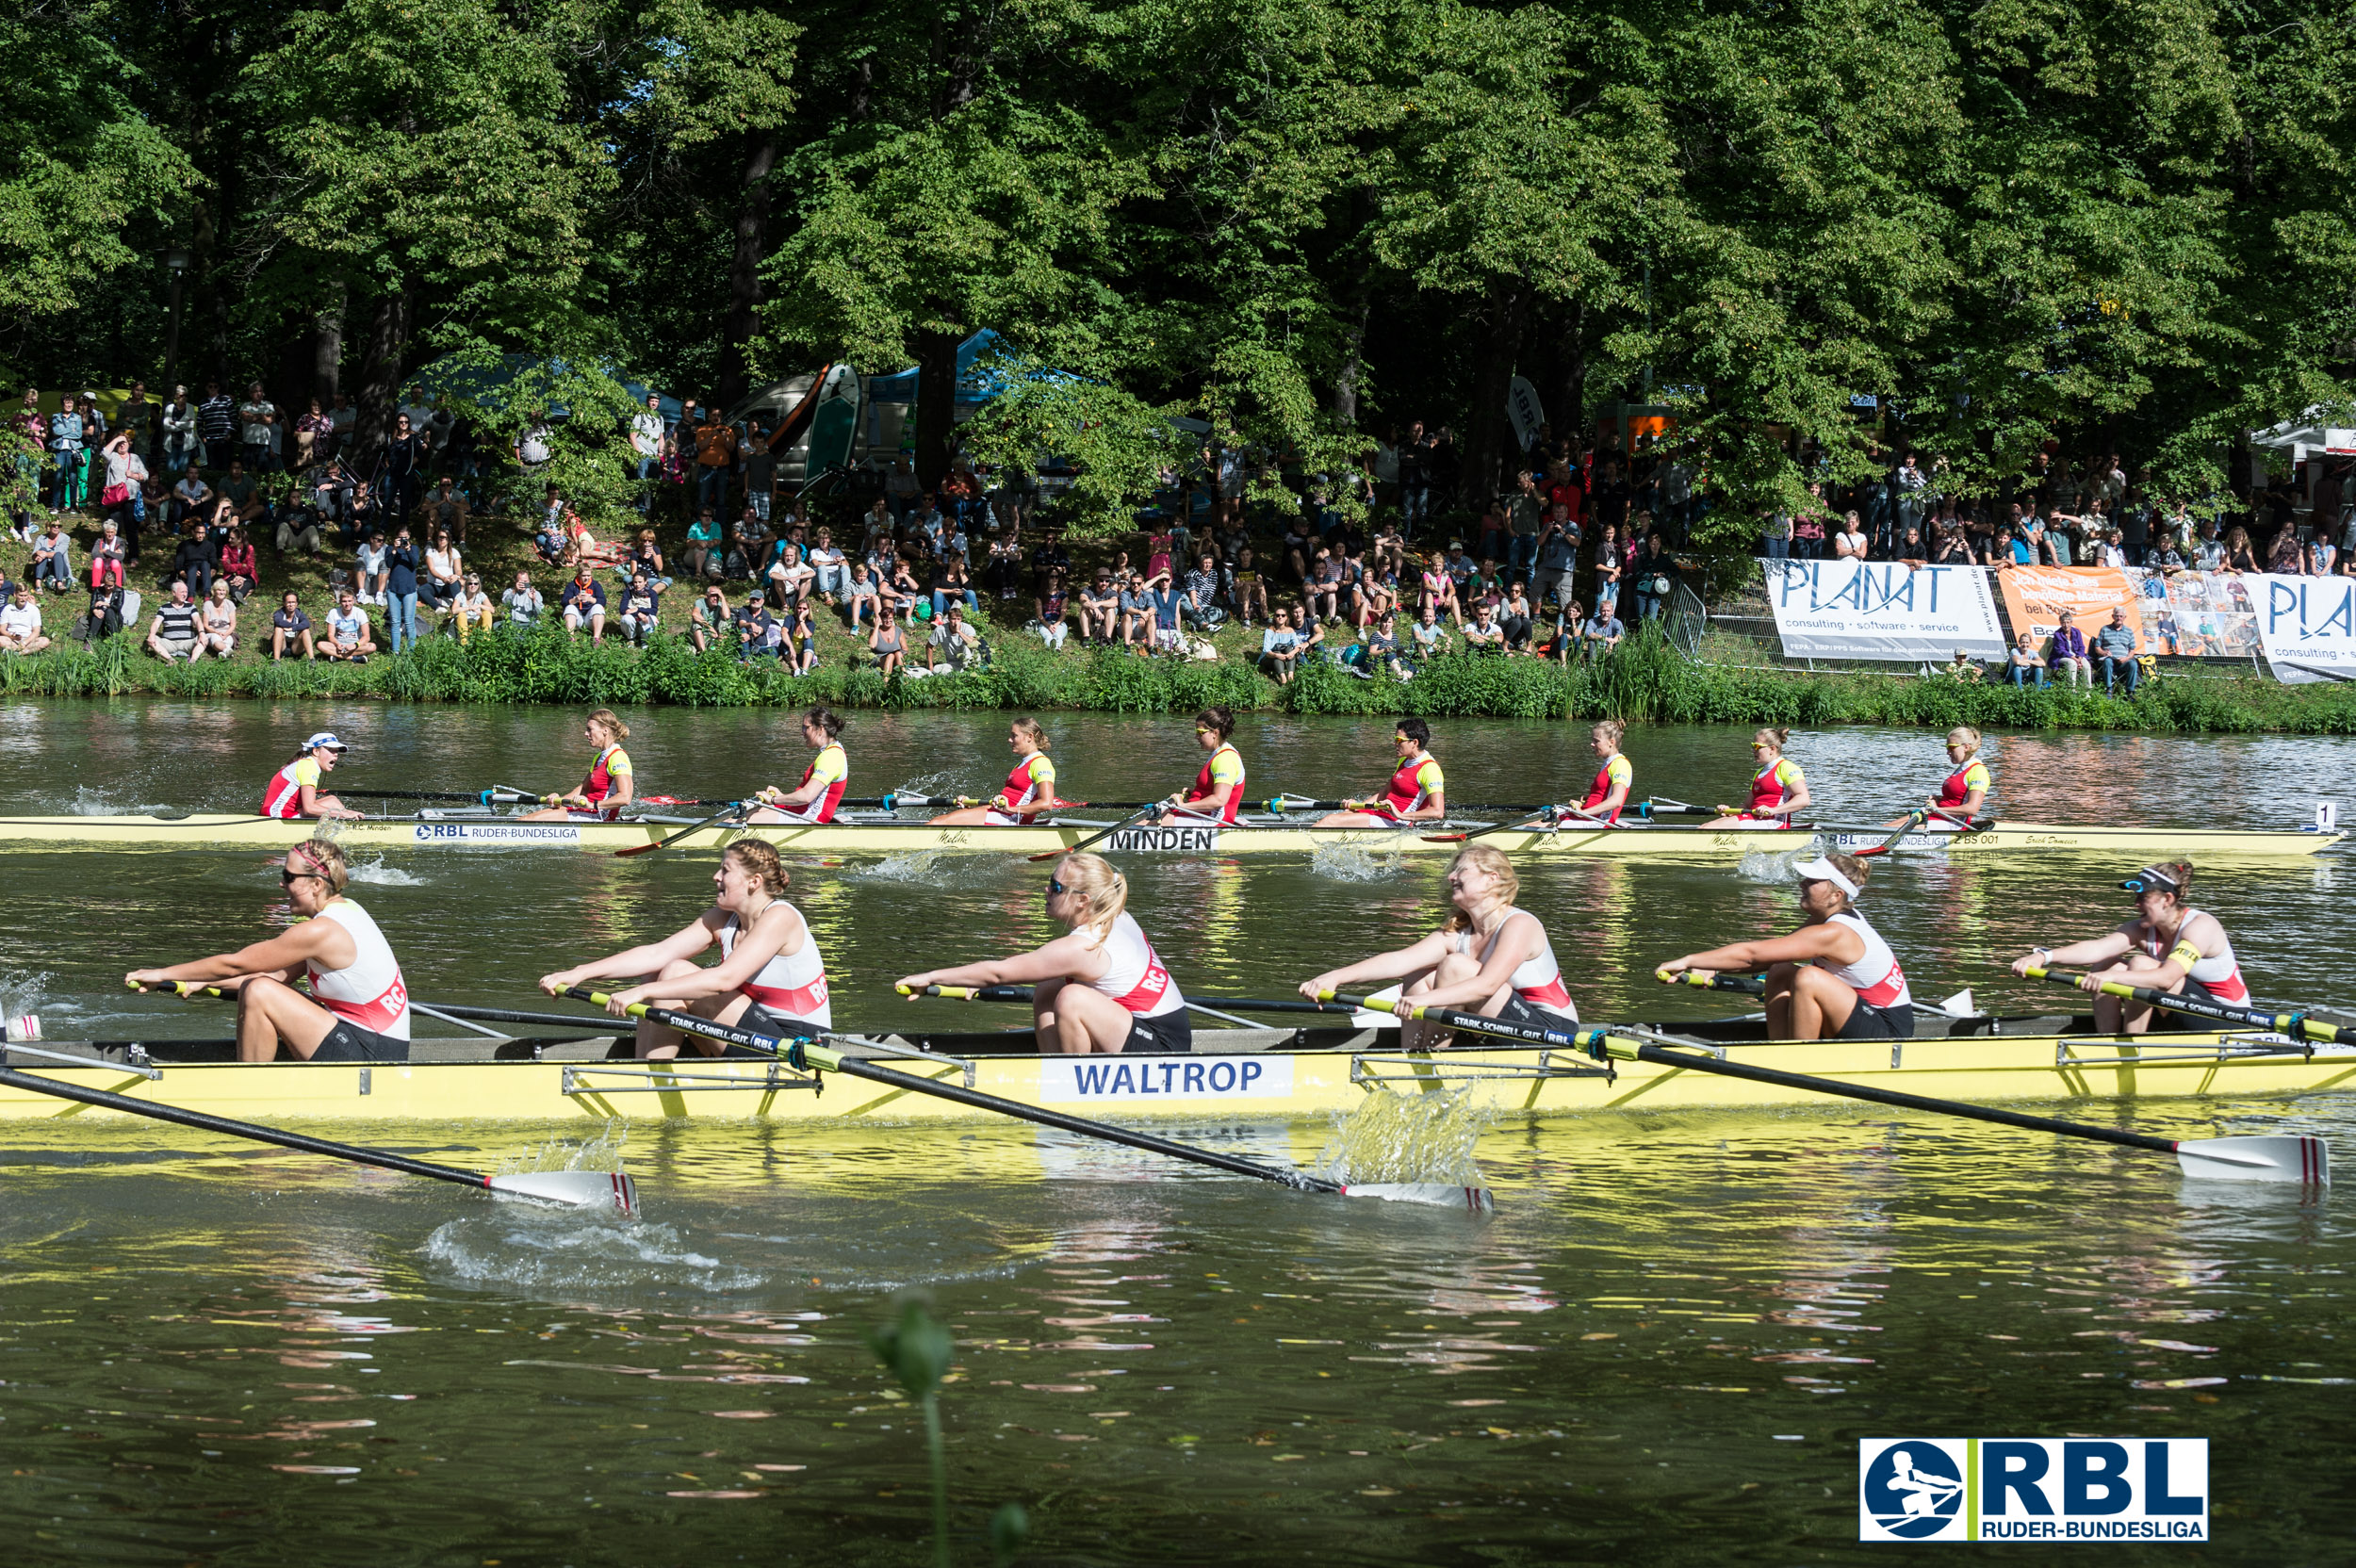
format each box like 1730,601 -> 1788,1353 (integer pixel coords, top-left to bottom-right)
1859,1438 -> 2207,1543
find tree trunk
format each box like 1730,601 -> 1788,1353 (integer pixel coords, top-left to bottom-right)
352,287 -> 413,458
1332,294 -> 1369,426
912,326 -> 960,492
713,134 -> 779,414
1457,282 -> 1530,512
312,281 -> 346,403
1555,298 -> 1587,450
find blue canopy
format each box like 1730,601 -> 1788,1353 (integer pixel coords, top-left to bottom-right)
864,330 -> 1005,404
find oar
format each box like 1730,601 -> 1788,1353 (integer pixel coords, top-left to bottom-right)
898,984 -> 1278,1032
1027,801 -> 1163,862
333,787 -> 540,807
409,1001 -> 632,1032
2022,964 -> 2348,1045
0,1064 -> 638,1211
561,988 -> 1487,1210
1633,797 -> 1717,819
613,799 -> 751,858
1321,990 -> 2325,1184
1853,808 -> 1928,858
1656,969 -> 1769,996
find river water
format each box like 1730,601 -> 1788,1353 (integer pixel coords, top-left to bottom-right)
1,700 -> 2351,1562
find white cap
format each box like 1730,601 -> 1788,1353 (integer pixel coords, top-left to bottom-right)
302,731 -> 349,752
1792,855 -> 1859,899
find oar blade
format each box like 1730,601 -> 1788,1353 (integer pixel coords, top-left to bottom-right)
489,1169 -> 642,1216
2174,1135 -> 2330,1184
1338,1183 -> 1495,1212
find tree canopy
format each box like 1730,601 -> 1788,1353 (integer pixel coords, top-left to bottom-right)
6,0 -> 2350,530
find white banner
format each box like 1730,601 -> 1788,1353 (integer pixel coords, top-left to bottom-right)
2250,573 -> 2356,682
1763,559 -> 2006,661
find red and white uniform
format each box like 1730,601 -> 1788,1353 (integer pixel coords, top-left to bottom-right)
1178,743 -> 1247,824
262,757 -> 324,820
719,908 -> 832,1027
1368,751 -> 1444,822
572,744 -> 631,820
988,753 -> 1057,824
305,900 -> 412,1040
771,743 -> 848,824
1453,910 -> 1579,1022
1582,754 -> 1632,824
2140,912 -> 2249,1004
1823,911 -> 1911,1009
1746,757 -> 1804,823
1086,913 -> 1187,1019
1935,757 -> 1989,812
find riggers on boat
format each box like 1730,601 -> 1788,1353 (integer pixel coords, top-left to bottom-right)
5,1011 -> 2352,1126
0,811 -> 2338,858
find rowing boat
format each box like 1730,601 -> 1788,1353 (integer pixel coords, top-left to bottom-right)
6,1011 -> 2351,1125
0,811 -> 2337,858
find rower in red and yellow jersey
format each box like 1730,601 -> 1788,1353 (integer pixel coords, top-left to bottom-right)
929,716 -> 1067,826
520,709 -> 635,822
1703,727 -> 1808,829
1573,719 -> 1632,824
749,708 -> 850,825
1317,717 -> 1446,826
1883,726 -> 1989,831
1153,705 -> 1248,825
260,731 -> 365,822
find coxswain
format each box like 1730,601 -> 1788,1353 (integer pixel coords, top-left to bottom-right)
2008,860 -> 2247,1035
1702,726 -> 1808,828
929,716 -> 1066,826
541,840 -> 830,1059
125,839 -> 411,1062
1654,852 -> 1914,1040
261,731 -> 364,821
1299,845 -> 1578,1051
1152,705 -> 1247,825
896,852 -> 1191,1054
1317,716 -> 1446,826
748,708 -> 850,824
520,708 -> 635,821
1885,726 -> 1988,831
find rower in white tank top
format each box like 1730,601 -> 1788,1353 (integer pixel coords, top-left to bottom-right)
1448,909 -> 1579,1023
1820,909 -> 1911,1009
718,908 -> 831,1027
1085,912 -> 1187,1019
305,899 -> 412,1040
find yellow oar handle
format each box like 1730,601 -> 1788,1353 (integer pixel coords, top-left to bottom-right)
1654,968 -> 1715,988
584,989 -> 650,1021
126,979 -> 225,999
1316,989 -> 1430,1021
896,984 -> 981,1000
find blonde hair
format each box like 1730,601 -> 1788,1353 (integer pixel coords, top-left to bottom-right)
1441,844 -> 1519,934
587,708 -> 630,742
1592,718 -> 1625,749
1053,852 -> 1128,943
288,838 -> 351,895
1010,716 -> 1049,752
1945,726 -> 1982,752
1808,851 -> 1869,912
722,840 -> 789,896
1752,727 -> 1791,754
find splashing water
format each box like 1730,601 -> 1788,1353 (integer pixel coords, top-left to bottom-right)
418,1214 -> 766,1297
846,848 -> 1014,889
1311,1087 -> 1490,1186
1737,844 -> 1820,885
1310,832 -> 1418,883
64,786 -> 171,816
892,771 -> 967,804
496,1120 -> 629,1177
341,856 -> 425,888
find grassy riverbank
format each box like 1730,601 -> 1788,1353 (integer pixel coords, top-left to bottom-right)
6,616 -> 2355,735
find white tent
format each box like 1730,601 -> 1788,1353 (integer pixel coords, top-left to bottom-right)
2250,408 -> 2356,462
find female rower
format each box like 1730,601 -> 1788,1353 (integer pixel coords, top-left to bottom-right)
1152,705 -> 1247,825
1298,845 -> 1578,1051
748,708 -> 849,824
1702,726 -> 1808,828
540,840 -> 830,1059
1885,726 -> 1988,831
895,852 -> 1190,1054
1317,716 -> 1445,826
930,715 -> 1065,825
1654,852 -> 1914,1040
261,730 -> 364,821
2008,860 -> 2246,1035
125,839 -> 410,1062
520,708 -> 635,821
1545,718 -> 1630,825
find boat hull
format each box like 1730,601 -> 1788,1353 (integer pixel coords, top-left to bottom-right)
4,1030 -> 2350,1126
0,813 -> 2337,858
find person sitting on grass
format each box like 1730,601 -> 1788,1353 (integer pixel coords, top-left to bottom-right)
1579,602 -> 1626,661
928,601 -> 985,674
145,580 -> 203,662
1078,568 -> 1120,645
1260,606 -> 1303,684
199,580 -> 238,659
2093,607 -> 2140,696
318,589 -> 377,663
732,588 -> 779,662
500,569 -> 544,629
1410,599 -> 1449,663
1942,645 -> 1985,683
689,583 -> 729,651
560,565 -> 607,645
268,590 -> 315,661
0,583 -> 51,654
533,503 -> 566,567
2005,629 -> 2048,688
1034,569 -> 1070,649
865,603 -> 908,677
784,598 -> 820,675
448,573 -> 494,644
619,570 -> 661,646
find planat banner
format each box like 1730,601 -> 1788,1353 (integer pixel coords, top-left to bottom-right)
2250,573 -> 2356,682
1762,559 -> 2005,661
1994,564 -> 2146,655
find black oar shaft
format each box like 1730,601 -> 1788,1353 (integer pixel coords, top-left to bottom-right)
2024,965 -> 2338,1044
411,1002 -> 625,1031
566,989 -> 1339,1192
333,788 -> 526,805
0,1067 -> 495,1188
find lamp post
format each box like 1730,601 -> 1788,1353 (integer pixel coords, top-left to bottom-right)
162,248 -> 190,393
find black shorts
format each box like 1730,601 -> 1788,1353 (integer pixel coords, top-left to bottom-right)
1124,1009 -> 1192,1055
1493,996 -> 1581,1038
1834,1000 -> 1916,1041
310,1021 -> 410,1063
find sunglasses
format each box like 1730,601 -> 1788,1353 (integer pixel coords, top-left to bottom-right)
280,868 -> 324,887
1045,877 -> 1067,897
